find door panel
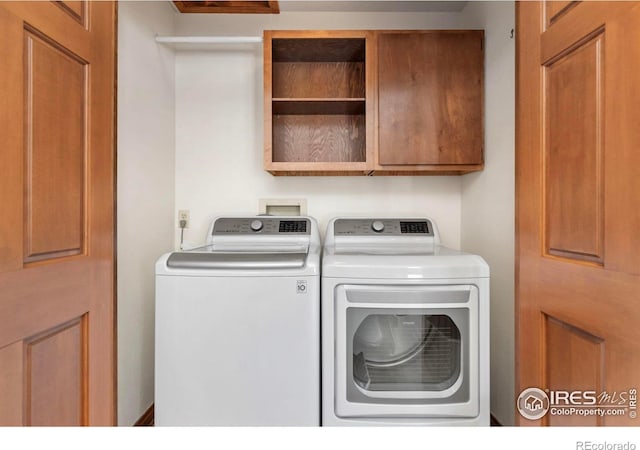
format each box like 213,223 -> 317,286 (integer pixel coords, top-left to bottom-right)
544,33 -> 603,263
517,1 -> 640,426
0,2 -> 115,426
25,29 -> 87,263
545,315 -> 603,426
26,317 -> 86,426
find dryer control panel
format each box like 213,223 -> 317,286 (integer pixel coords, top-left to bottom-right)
334,219 -> 434,236
213,217 -> 310,235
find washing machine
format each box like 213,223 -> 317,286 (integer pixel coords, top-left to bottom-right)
322,218 -> 490,426
155,216 -> 320,426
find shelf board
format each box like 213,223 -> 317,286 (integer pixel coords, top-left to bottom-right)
155,35 -> 262,50
272,98 -> 365,115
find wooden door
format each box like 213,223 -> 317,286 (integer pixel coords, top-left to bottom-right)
516,1 -> 640,426
377,31 -> 484,167
0,2 -> 116,425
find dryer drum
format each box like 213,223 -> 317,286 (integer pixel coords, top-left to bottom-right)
353,315 -> 462,392
352,315 -> 430,364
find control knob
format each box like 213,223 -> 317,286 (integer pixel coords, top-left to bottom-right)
371,220 -> 385,233
250,220 -> 263,232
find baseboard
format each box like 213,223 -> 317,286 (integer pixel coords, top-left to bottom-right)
134,404 -> 154,426
490,414 -> 502,426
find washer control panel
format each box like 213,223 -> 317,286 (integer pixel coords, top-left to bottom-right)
334,219 -> 433,236
213,217 -> 310,235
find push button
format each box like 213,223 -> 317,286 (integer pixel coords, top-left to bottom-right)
371,220 -> 385,233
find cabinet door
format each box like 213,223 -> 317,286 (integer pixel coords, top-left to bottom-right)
378,31 -> 483,166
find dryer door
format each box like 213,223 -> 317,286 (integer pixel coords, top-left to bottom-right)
334,284 -> 479,418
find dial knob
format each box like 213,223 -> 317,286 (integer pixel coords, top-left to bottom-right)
371,220 -> 385,233
250,220 -> 263,232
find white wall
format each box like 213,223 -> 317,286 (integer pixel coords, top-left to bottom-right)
462,1 -> 516,426
117,1 -> 175,426
174,11 -> 468,251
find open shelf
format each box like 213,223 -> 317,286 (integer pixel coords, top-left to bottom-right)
272,114 -> 366,163
265,32 -> 370,173
273,61 -> 365,98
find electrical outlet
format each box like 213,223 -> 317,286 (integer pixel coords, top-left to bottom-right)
178,210 -> 190,228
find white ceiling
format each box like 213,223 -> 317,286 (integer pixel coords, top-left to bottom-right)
279,1 -> 468,13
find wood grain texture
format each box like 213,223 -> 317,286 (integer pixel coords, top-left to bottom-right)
273,114 -> 365,162
365,30 -> 376,175
85,1 -> 117,425
0,341 -> 24,425
377,31 -> 484,166
0,8 -> 24,272
265,30 -> 372,174
516,1 -> 640,426
604,7 -> 640,275
24,29 -> 86,263
52,1 -> 87,27
26,318 -> 86,426
369,166 -> 482,176
272,37 -> 365,62
544,33 -> 603,263
273,62 -> 365,98
0,1 -> 116,426
173,1 -> 279,14
264,30 -> 274,172
268,170 -> 369,176
515,2 -> 542,426
272,99 -> 365,115
545,0 -> 579,28
544,316 -> 603,426
134,404 -> 154,426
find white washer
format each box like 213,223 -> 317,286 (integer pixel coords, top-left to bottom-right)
322,218 -> 490,426
155,216 -> 320,426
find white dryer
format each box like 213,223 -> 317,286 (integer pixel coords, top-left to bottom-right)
322,218 -> 490,426
155,216 -> 320,426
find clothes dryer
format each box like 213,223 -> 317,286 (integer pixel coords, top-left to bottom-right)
322,218 -> 489,426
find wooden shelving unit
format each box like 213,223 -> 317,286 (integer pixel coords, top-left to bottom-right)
264,30 -> 484,176
264,31 -> 374,175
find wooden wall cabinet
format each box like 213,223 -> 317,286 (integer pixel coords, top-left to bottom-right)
264,30 -> 484,176
375,30 -> 484,175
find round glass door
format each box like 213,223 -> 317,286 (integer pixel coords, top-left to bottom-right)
352,314 -> 461,392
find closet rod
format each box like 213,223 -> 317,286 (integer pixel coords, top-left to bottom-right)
155,36 -> 263,44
